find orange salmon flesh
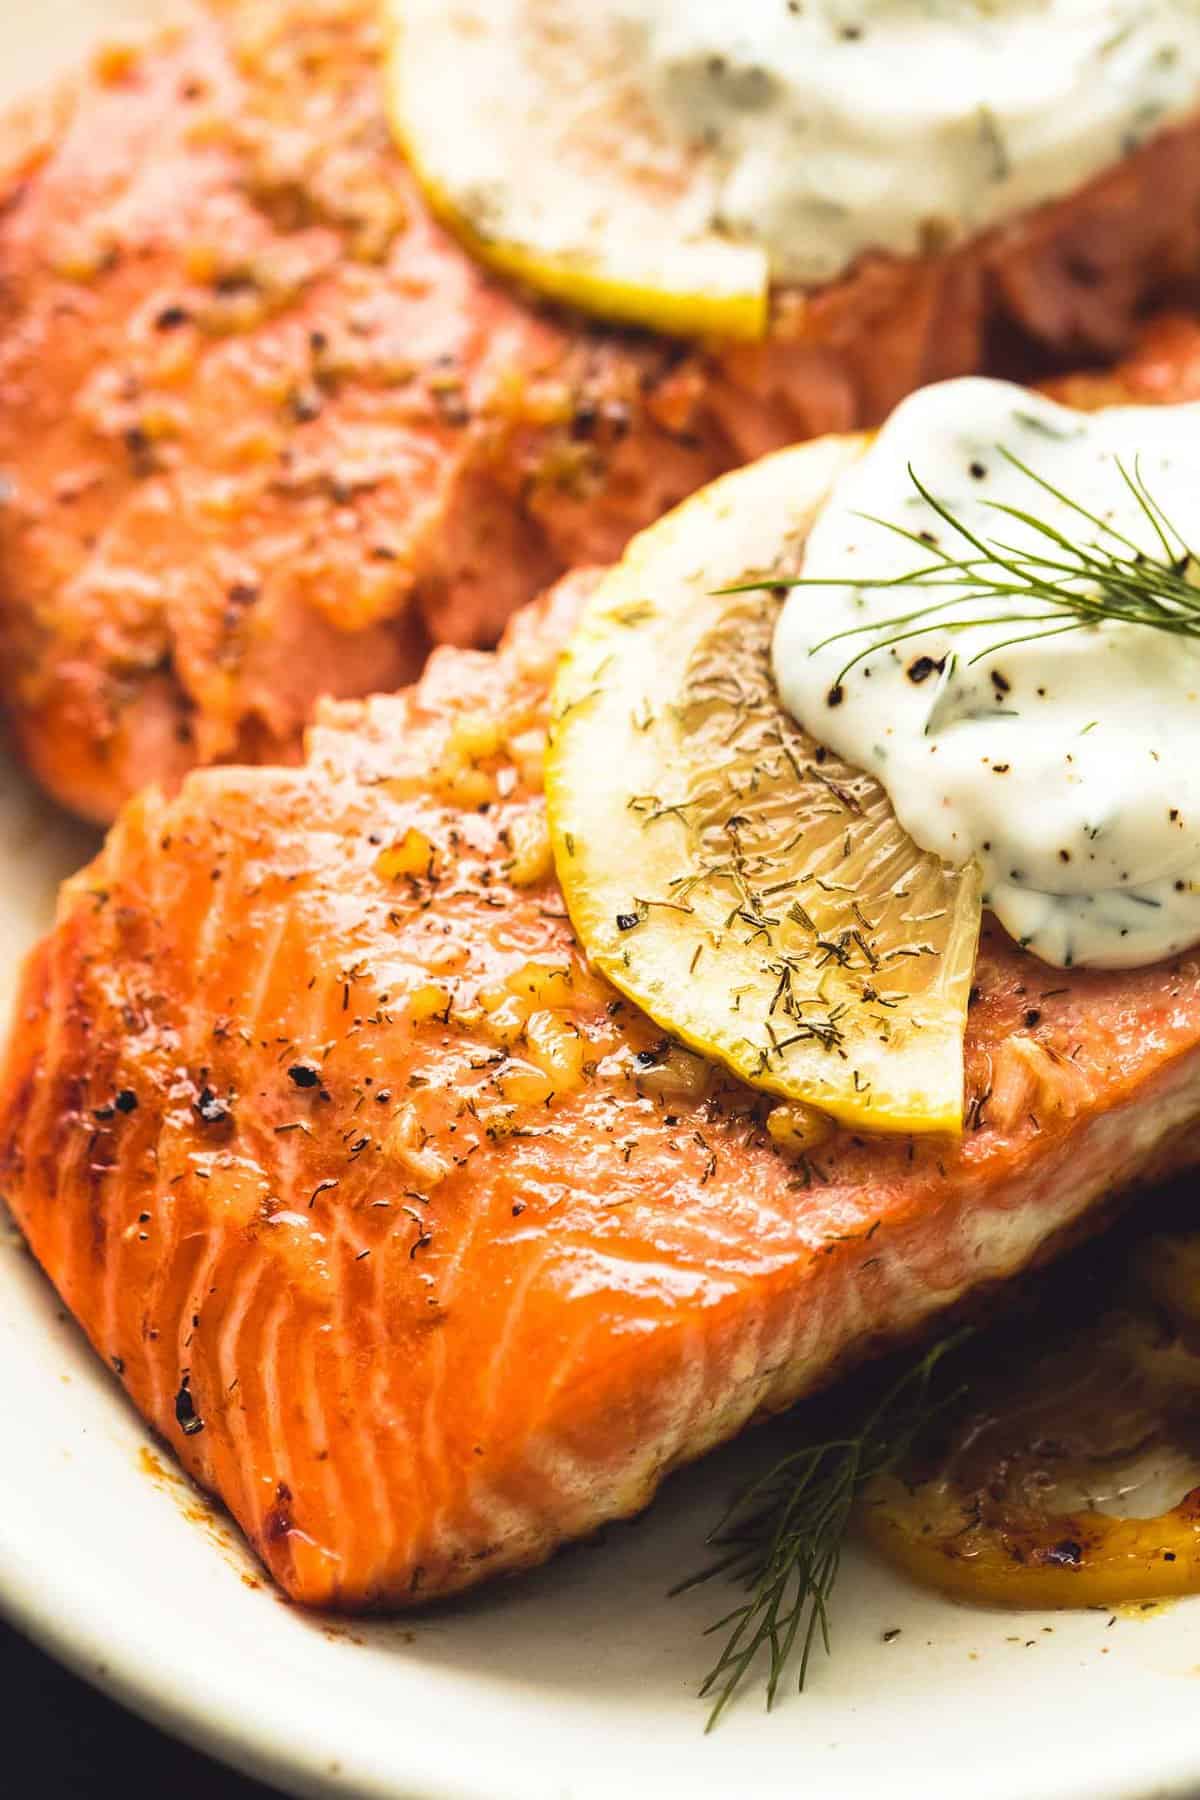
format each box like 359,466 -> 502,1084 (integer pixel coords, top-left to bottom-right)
3,0 -> 1200,821
3,571 -> 1200,1608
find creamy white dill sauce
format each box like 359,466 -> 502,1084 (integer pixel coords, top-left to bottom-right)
622,0 -> 1200,285
772,379 -> 1200,969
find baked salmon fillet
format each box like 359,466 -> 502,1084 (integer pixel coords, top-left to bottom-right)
3,568 -> 1200,1609
1045,308 -> 1200,410
4,0 -> 1200,823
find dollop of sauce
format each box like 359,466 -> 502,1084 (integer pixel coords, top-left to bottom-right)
624,0 -> 1200,284
772,379 -> 1200,969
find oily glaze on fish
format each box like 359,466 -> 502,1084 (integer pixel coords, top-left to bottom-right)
4,569 -> 1200,1609
4,0 -> 1200,822
1044,310 -> 1200,411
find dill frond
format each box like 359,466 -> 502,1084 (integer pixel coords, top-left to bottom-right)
675,1330 -> 970,1729
727,452 -> 1200,686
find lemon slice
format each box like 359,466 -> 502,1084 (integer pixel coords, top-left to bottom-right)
545,441 -> 984,1134
382,0 -> 768,342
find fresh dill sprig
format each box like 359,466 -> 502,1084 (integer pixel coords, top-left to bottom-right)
727,451 -> 1200,687
674,1329 -> 970,1730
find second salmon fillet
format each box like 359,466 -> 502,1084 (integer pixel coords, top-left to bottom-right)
3,570 -> 1200,1608
4,0 -> 1200,821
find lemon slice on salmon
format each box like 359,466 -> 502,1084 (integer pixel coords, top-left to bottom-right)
545,440 -> 984,1134
382,0 -> 768,342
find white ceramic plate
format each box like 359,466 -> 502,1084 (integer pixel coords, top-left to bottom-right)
7,7 -> 1200,1797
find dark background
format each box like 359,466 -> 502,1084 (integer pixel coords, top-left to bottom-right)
1,1617 -> 280,1797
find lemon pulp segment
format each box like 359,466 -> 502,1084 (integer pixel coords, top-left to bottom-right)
545,441 -> 983,1134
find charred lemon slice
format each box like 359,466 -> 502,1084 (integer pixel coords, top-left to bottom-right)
545,441 -> 983,1134
859,1230 -> 1200,1607
382,0 -> 767,342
